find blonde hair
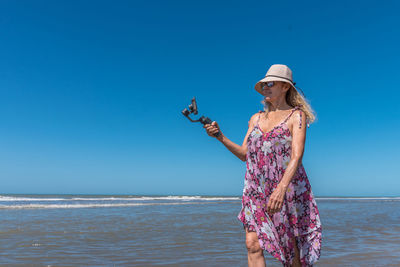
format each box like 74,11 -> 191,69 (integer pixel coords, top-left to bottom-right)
261,82 -> 317,127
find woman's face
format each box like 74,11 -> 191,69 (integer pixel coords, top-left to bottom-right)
261,81 -> 287,101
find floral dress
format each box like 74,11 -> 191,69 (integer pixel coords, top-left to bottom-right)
237,106 -> 322,266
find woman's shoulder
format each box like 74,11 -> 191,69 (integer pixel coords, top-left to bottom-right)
248,111 -> 263,127
288,107 -> 307,130
252,110 -> 263,120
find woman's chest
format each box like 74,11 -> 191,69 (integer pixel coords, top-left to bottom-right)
247,126 -> 293,152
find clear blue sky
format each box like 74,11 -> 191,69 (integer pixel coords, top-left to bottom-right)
1,0 -> 399,196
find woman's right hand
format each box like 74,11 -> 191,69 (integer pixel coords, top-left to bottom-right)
204,121 -> 223,140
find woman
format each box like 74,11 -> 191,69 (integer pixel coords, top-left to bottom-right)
204,64 -> 322,267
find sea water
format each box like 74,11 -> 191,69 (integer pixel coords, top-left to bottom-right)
1,195 -> 399,266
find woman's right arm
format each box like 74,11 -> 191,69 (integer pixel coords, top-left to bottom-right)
203,113 -> 259,162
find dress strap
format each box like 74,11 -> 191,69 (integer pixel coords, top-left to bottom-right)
282,106 -> 303,129
282,107 -> 298,124
257,107 -> 305,129
255,111 -> 263,127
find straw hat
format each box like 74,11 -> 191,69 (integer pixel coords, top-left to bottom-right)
255,64 -> 302,96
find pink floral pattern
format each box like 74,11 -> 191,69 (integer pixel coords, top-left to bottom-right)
237,106 -> 322,266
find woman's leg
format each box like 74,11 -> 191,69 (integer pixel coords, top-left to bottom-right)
244,226 -> 266,267
291,237 -> 301,267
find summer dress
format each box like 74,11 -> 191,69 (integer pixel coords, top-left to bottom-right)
237,106 -> 322,266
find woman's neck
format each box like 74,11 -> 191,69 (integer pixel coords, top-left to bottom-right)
267,102 -> 293,112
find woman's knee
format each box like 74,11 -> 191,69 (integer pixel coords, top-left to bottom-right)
246,241 -> 262,254
245,234 -> 262,254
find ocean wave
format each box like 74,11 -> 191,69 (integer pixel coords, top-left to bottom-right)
0,196 -> 68,201
315,197 -> 400,200
0,195 -> 240,202
2,195 -> 398,203
0,201 -> 215,210
134,196 -> 240,201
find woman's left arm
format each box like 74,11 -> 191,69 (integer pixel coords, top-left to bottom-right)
279,109 -> 307,188
266,110 -> 307,214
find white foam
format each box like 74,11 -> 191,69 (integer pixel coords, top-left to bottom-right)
134,196 -> 240,201
0,201 -> 212,210
2,195 -> 399,203
0,196 -> 67,201
0,195 -> 240,202
72,197 -> 128,201
315,197 -> 400,200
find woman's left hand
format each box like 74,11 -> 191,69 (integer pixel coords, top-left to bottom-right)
266,184 -> 287,214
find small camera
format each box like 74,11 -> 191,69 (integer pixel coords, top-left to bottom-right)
181,97 -> 221,137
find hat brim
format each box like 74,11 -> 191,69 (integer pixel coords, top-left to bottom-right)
255,77 -> 296,95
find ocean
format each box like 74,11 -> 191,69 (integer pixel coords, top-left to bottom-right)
1,195 -> 399,266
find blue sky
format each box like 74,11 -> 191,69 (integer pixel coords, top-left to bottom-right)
0,0 -> 399,196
